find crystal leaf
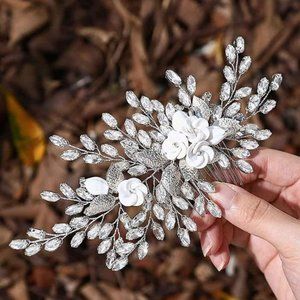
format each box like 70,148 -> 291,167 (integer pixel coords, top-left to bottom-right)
224,102 -> 241,117
141,96 -> 153,112
157,112 -> 169,126
270,74 -> 282,91
155,183 -> 169,204
215,118 -> 241,134
149,130 -> 165,143
25,243 -> 41,256
161,164 -> 181,196
137,130 -> 152,148
106,249 -> 116,269
151,221 -> 165,240
179,159 -> 198,181
100,144 -> 118,157
239,139 -> 259,150
218,153 -> 230,168
247,94 -> 261,113
120,138 -> 139,153
102,113 -> 118,129
182,216 -> 197,232
65,204 -> 84,215
87,223 -> 101,239
52,223 -> 72,234
212,105 -> 222,121
106,163 -> 124,192
260,100 -> 276,114
45,238 -> 63,252
97,239 -> 112,254
231,147 -> 250,159
239,56 -> 251,74
9,239 -> 29,250
27,228 -> 45,239
126,91 -> 140,107
223,66 -> 236,83
165,103 -> 176,120
124,119 -> 137,137
132,113 -> 150,125
207,201 -> 222,218
201,91 -> 212,103
181,182 -> 194,200
194,194 -> 205,216
172,196 -> 189,210
234,87 -> 252,99
83,154 -> 102,164
153,204 -> 165,220
165,210 -> 176,230
80,134 -> 96,150
187,75 -> 196,94
177,228 -> 190,247
111,256 -> 128,271
151,99 -> 164,112
76,187 -> 94,200
257,77 -> 269,96
61,149 -> 81,161
49,135 -> 69,147
131,212 -> 147,227
192,96 -> 211,120
126,228 -> 144,240
165,70 -> 182,86
220,82 -> 231,102
225,44 -> 236,64
235,36 -> 244,53
60,183 -> 76,198
197,181 -> 215,193
70,216 -> 89,228
178,88 -> 191,107
40,191 -> 60,202
137,241 -> 149,260
84,195 -> 116,216
71,231 -> 85,248
104,130 -> 123,141
128,164 -> 147,176
116,242 -> 135,256
236,159 -> 253,174
99,223 -> 114,239
254,129 -> 272,140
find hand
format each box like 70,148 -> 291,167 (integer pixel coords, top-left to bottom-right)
192,148 -> 300,300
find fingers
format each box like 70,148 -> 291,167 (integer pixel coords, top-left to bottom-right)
209,182 -> 300,254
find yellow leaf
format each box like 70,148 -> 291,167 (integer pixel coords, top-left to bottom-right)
5,90 -> 46,166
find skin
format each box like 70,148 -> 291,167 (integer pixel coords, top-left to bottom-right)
192,148 -> 300,300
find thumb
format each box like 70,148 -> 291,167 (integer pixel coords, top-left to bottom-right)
209,183 -> 300,253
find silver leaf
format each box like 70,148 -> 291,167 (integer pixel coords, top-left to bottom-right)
84,195 -> 116,216
106,163 -> 124,192
181,182 -> 194,200
135,149 -> 167,169
192,96 -> 211,120
161,164 -> 181,196
128,164 -> 148,176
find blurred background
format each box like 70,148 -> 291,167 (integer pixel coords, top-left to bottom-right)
0,0 -> 299,299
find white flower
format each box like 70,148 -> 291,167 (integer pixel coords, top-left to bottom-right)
171,111 -> 226,144
117,178 -> 148,207
161,130 -> 189,160
84,177 -> 109,195
186,141 -> 215,169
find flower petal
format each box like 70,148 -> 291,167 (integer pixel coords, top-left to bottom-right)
207,126 -> 226,145
84,177 -> 109,195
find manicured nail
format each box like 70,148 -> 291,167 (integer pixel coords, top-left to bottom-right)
210,183 -> 237,210
202,243 -> 212,257
216,259 -> 226,271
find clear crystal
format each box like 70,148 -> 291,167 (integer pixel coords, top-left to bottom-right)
49,135 -> 69,147
178,88 -> 191,107
165,70 -> 182,86
100,144 -> 118,157
104,130 -> 123,141
141,96 -> 153,112
223,66 -> 236,83
207,201 -> 222,218
225,44 -> 236,64
234,87 -> 252,99
151,221 -> 165,240
27,228 -> 45,239
239,139 -> 259,150
192,96 -> 211,120
99,223 -> 114,239
40,191 -> 60,202
235,36 -> 244,53
87,223 -> 101,239
149,130 -> 165,142
71,231 -> 85,248
239,56 -> 251,74
60,149 -> 80,161
157,112 -> 169,126
126,91 -> 140,107
83,154 -> 102,164
177,228 -> 190,247
137,130 -> 152,148
224,102 -> 241,117
187,75 -> 196,94
165,210 -> 176,230
197,181 -> 215,193
137,241 -> 149,260
65,203 -> 84,215
128,164 -> 147,176
9,239 -> 29,250
97,239 -> 112,254
181,182 -> 194,200
194,194 -> 205,216
270,74 -> 282,91
60,183 -> 76,198
257,77 -> 269,96
155,183 -> 169,204
80,134 -> 96,150
172,196 -> 189,210
102,113 -> 118,129
131,212 -> 147,227
44,238 -> 63,252
25,243 -> 41,256
247,94 -> 261,112
260,100 -> 276,114
165,103 -> 176,120
231,147 -> 250,159
126,228 -> 144,240
124,119 -> 137,137
220,82 -> 231,102
153,204 -> 165,220
52,223 -> 72,234
218,154 -> 230,168
236,159 -> 253,174
70,216 -> 89,228
116,242 -> 135,256
132,113 -> 150,125
151,100 -> 164,112
106,249 -> 116,269
254,129 -> 272,140
111,256 -> 128,271
181,216 -> 197,232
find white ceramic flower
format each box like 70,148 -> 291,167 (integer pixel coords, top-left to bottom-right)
161,130 -> 189,160
186,141 -> 215,169
84,177 -> 109,195
117,178 -> 148,207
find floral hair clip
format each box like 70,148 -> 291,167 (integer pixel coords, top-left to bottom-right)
10,37 -> 282,271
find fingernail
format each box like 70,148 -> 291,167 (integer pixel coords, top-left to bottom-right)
210,183 -> 237,210
202,242 -> 212,257
216,260 -> 226,271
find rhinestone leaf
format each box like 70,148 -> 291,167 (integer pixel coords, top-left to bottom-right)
45,238 -> 63,252
141,96 -> 153,112
257,77 -> 269,96
236,159 -> 253,173
220,82 -> 231,102
182,216 -> 197,232
76,187 -> 93,200
128,164 -> 147,176
234,87 -> 252,99
80,134 -> 96,150
194,194 -> 205,216
149,130 -> 165,143
225,44 -> 236,64
165,211 -> 176,230
9,239 -> 29,250
178,88 -> 191,107
172,196 -> 189,210
49,135 -> 69,147
192,96 -> 211,120
124,119 -> 137,137
137,130 -> 152,148
25,243 -> 41,256
132,113 -> 150,125
84,195 -> 116,216
137,241 -> 149,260
151,100 -> 164,112
65,204 -> 84,215
247,94 -> 261,112
239,56 -> 251,74
270,74 -> 282,91
235,36 -> 244,53
231,147 -> 250,159
102,113 -> 118,129
207,201 -> 222,218
116,242 -> 135,256
70,216 -> 89,228
27,228 -> 45,239
254,129 -> 272,140
165,70 -> 182,86
244,123 -> 259,134
151,221 -> 165,240
40,191 -> 60,202
181,182 -> 194,200
61,149 -> 80,161
260,100 -> 276,114
126,228 -> 144,240
187,75 -> 196,94
177,228 -> 190,247
218,153 -> 230,168
60,183 -> 76,198
83,154 -> 102,164
120,139 -> 139,153
239,139 -> 259,150
197,181 -> 215,193
87,223 -> 101,239
161,164 -> 181,196
100,144 -> 118,157
99,223 -> 114,239
52,223 -> 72,234
71,231 -> 85,248
157,112 -> 169,126
215,118 -> 241,134
153,204 -> 165,220
106,163 -> 124,192
126,91 -> 140,107
111,256 -> 128,271
165,103 -> 176,120
224,102 -> 241,117
106,249 -> 116,269
155,183 -> 169,204
135,149 -> 167,169
179,159 -> 198,181
131,212 -> 147,227
97,239 -> 112,254
223,66 -> 236,83
104,130 -> 123,141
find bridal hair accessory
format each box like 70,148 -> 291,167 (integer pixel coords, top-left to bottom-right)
10,37 -> 282,271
